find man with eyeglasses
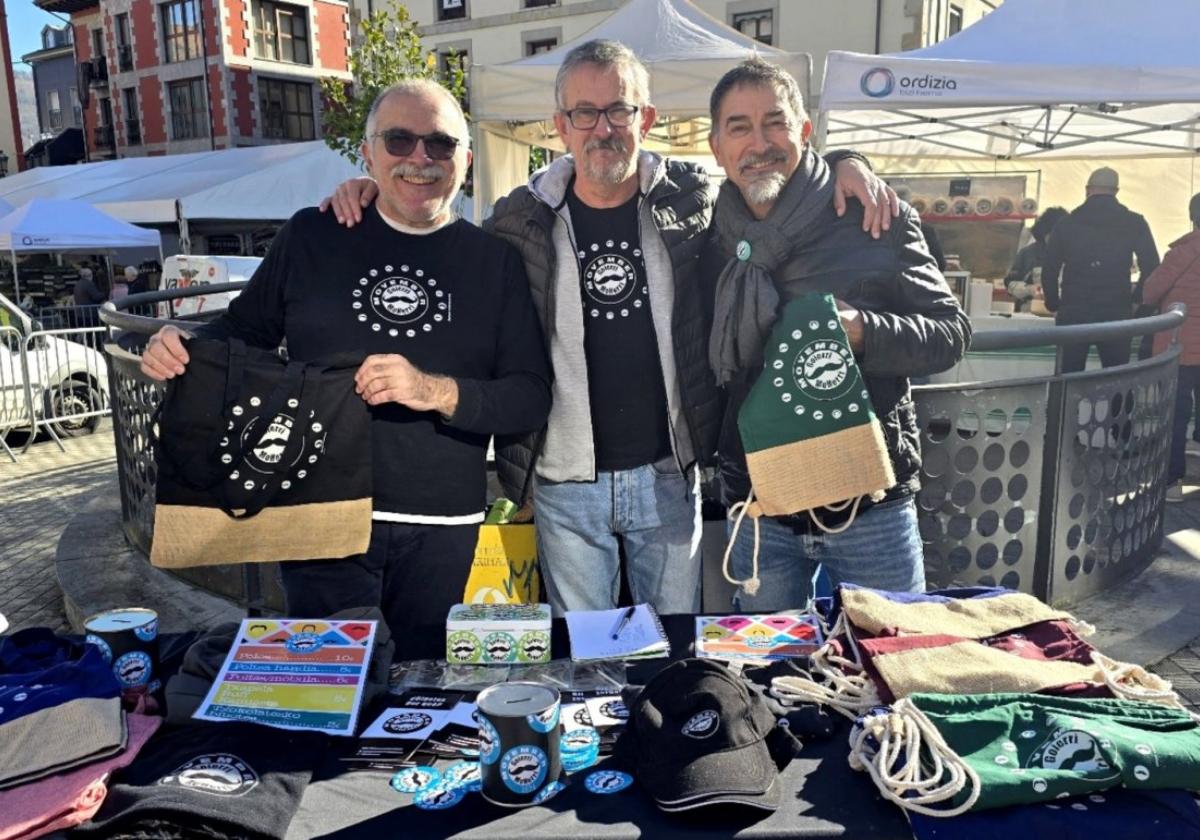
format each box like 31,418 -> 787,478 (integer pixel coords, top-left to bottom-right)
324,41 -> 896,616
139,80 -> 552,655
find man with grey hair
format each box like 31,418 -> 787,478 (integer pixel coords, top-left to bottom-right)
140,79 -> 551,655
325,43 -> 894,616
707,57 -> 970,610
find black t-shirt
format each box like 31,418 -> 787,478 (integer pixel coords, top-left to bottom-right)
196,207 -> 551,519
566,186 -> 672,471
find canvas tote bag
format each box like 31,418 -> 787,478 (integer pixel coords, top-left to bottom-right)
151,337 -> 372,568
723,294 -> 894,595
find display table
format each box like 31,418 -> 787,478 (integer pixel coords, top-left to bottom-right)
284,614 -> 914,840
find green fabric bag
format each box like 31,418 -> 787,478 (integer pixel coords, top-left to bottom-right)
723,294 -> 894,594
850,691 -> 1200,817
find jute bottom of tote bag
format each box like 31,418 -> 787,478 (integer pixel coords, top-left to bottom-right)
152,338 -> 372,568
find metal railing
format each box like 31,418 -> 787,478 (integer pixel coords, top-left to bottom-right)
0,318 -> 110,461
100,284 -> 1187,609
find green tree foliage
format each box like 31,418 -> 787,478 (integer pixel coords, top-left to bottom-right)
321,3 -> 467,167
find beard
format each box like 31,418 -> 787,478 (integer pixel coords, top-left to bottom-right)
736,149 -> 789,208
580,136 -> 636,185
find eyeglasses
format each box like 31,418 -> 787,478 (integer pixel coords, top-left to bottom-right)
561,104 -> 640,130
371,128 -> 461,160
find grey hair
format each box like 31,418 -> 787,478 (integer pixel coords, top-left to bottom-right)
554,39 -> 650,109
365,79 -> 470,143
709,58 -> 807,134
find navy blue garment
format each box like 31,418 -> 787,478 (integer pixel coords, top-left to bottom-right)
0,628 -> 119,725
909,787 -> 1200,839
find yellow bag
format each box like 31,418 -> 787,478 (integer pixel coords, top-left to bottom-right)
462,524 -> 539,604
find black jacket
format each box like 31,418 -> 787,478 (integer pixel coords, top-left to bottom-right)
1043,195 -> 1159,324
486,159 -> 720,503
715,200 -> 971,518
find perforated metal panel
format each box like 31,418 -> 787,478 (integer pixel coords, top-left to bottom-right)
915,382 -> 1048,594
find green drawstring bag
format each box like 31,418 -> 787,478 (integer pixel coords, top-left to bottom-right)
723,293 -> 894,595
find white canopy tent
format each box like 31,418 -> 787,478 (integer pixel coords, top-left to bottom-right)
0,198 -> 162,299
820,0 -> 1200,161
469,0 -> 811,218
0,142 -> 363,226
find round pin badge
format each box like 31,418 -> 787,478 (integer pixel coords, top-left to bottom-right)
390,766 -> 441,794
500,745 -> 549,794
736,240 -> 752,261
414,782 -> 467,810
533,780 -> 567,805
560,728 -> 601,754
585,769 -> 633,794
562,746 -> 600,774
527,703 -> 560,733
442,761 -> 482,793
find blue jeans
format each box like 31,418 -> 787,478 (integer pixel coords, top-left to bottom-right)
726,495 -> 925,612
533,457 -> 701,616
1169,365 -> 1200,482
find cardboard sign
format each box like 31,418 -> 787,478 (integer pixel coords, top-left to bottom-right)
462,524 -> 539,605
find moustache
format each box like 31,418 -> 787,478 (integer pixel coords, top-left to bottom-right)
738,151 -> 788,175
390,163 -> 445,181
585,137 -> 627,154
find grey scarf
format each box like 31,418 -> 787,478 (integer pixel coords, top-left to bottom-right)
708,148 -> 835,384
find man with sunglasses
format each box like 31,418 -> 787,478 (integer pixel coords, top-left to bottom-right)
139,80 -> 552,656
324,41 -> 896,616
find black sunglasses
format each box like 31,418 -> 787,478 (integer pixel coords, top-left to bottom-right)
372,128 -> 461,160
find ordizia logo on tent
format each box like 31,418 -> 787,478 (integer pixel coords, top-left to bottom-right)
354,264 -> 451,338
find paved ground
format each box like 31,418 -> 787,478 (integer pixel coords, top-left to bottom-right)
0,426 -> 116,634
2,426 -> 1200,713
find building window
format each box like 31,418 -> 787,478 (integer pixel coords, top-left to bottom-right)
91,27 -> 104,59
438,47 -> 469,107
161,0 -> 202,63
70,87 -> 82,126
258,77 -> 315,140
47,90 -> 63,131
253,0 -> 311,64
524,0 -> 556,7
437,0 -> 466,22
948,4 -> 964,35
732,10 -> 773,45
525,37 -> 557,55
116,13 -> 133,71
123,88 -> 141,145
168,77 -> 207,139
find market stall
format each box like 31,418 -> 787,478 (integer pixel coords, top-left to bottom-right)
469,0 -> 811,218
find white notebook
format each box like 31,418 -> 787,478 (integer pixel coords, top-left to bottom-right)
565,604 -> 670,662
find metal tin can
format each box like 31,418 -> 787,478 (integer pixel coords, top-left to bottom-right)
84,608 -> 160,694
475,681 -> 562,808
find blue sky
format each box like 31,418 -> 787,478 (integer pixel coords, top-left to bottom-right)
7,0 -> 72,66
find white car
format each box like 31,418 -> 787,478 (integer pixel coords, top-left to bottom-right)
0,292 -> 109,439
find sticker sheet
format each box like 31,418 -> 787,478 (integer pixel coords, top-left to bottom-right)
694,613 -> 824,660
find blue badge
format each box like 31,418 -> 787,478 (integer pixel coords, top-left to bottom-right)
113,651 -> 152,687
533,780 -> 567,805
134,619 -> 159,642
390,766 -> 441,794
442,761 -> 482,793
85,634 -> 112,664
414,782 -> 466,810
562,746 -> 599,774
478,716 -> 501,765
527,703 -> 560,733
500,745 -> 548,794
561,728 -> 601,754
736,240 -> 752,261
285,632 -> 323,654
585,770 -> 633,794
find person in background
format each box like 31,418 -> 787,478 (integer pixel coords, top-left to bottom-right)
73,267 -> 106,307
1042,168 -> 1159,372
1143,193 -> 1200,503
1005,206 -> 1068,312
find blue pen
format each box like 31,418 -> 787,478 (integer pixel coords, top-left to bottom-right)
610,605 -> 637,640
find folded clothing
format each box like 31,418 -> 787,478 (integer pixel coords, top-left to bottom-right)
0,630 -> 120,726
835,584 -> 1074,639
75,722 -> 327,840
0,711 -> 161,840
0,696 -> 126,790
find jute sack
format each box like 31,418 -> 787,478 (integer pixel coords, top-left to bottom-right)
151,337 -> 372,568
724,294 -> 894,594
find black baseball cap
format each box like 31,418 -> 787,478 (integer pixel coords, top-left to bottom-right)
629,658 -> 781,812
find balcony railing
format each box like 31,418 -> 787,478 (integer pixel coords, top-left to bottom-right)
117,44 -> 133,72
93,124 -> 114,147
125,120 -> 141,146
88,55 -> 108,84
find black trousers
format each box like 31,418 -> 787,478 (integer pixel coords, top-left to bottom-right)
280,521 -> 479,660
1059,337 -> 1131,373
